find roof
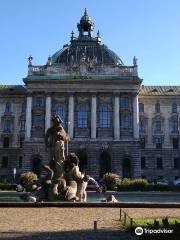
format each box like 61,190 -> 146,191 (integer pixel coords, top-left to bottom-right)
51,42 -> 124,66
139,86 -> 180,96
0,85 -> 26,95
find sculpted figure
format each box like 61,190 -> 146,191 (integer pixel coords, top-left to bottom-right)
64,153 -> 84,201
45,116 -> 69,179
76,173 -> 90,202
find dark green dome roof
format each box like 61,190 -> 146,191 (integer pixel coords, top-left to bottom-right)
51,9 -> 124,66
52,42 -> 124,66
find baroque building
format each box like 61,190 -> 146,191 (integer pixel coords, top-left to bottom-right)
0,9 -> 179,182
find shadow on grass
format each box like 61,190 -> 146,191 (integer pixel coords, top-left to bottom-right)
0,229 -> 131,240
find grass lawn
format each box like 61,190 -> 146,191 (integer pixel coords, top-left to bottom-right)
125,217 -> 180,240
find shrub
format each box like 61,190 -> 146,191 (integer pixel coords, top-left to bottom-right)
119,178 -> 148,191
20,172 -> 38,191
103,173 -> 121,190
152,184 -> 175,191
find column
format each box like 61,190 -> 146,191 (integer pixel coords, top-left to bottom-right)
25,96 -> 32,139
91,95 -> 97,139
68,94 -> 74,139
114,95 -> 120,140
133,94 -> 139,139
45,95 -> 51,133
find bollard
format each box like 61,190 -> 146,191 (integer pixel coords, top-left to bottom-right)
124,212 -> 126,225
94,220 -> 97,231
130,218 -> 133,233
120,208 -> 122,221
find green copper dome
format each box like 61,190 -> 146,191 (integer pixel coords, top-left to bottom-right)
51,9 -> 124,66
51,43 -> 124,66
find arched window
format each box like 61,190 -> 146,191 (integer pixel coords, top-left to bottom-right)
123,158 -> 131,178
19,156 -> 23,168
155,103 -> 160,113
78,106 -> 88,128
55,106 -> 65,124
99,151 -> 111,177
1,156 -> 8,168
76,150 -> 88,172
172,103 -> 177,113
139,119 -> 145,131
5,102 -> 11,113
32,155 -> 41,177
157,157 -> 163,169
21,101 -> 26,113
139,103 -> 144,113
99,105 -> 110,128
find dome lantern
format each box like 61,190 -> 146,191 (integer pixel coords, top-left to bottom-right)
77,8 -> 94,38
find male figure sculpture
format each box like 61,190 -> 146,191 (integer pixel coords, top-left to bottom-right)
45,116 -> 69,179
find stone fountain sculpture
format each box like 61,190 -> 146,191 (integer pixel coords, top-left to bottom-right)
28,116 -> 90,202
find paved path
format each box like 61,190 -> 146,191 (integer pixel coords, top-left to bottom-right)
0,208 -> 135,240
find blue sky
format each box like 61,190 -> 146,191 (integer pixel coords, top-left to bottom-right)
0,0 -> 180,85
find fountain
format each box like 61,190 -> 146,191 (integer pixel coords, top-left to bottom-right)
27,115 -> 93,202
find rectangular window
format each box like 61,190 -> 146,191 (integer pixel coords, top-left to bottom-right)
121,97 -> 130,108
173,138 -> 179,149
155,103 -> 160,113
140,137 -> 145,148
35,96 -> 44,107
172,103 -> 177,113
156,138 -> 162,149
34,115 -> 44,129
174,158 -> 179,169
78,107 -> 88,128
157,157 -> 163,169
20,137 -> 24,148
155,121 -> 161,132
4,119 -> 11,132
20,119 -> 26,131
139,103 -> 144,113
3,137 -> 9,148
141,157 -> 146,169
1,157 -> 8,168
19,157 -> 23,168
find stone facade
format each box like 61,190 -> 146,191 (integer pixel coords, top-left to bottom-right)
0,10 -> 179,182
